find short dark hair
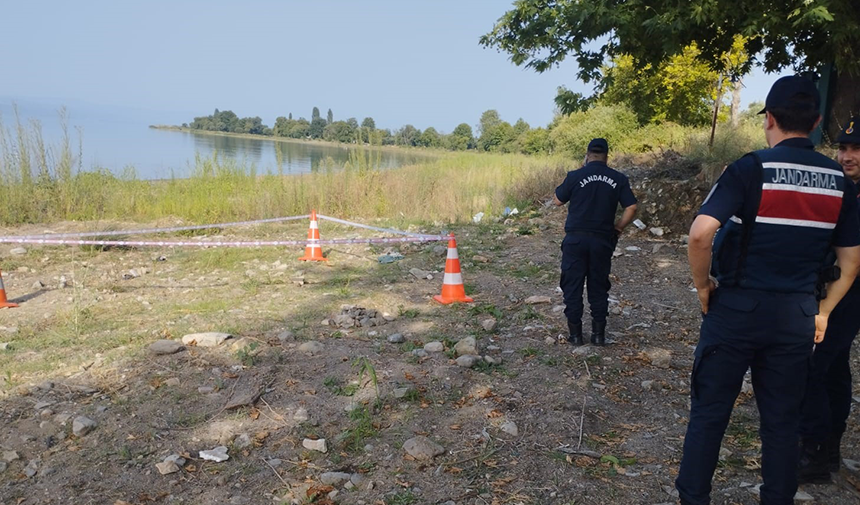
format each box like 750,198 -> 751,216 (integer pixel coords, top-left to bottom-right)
768,93 -> 820,134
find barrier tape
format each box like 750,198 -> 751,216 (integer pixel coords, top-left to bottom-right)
2,215 -> 312,240
317,214 -> 437,239
0,213 -> 449,248
0,235 -> 447,248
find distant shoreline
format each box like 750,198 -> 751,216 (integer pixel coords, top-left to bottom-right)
148,125 -> 442,156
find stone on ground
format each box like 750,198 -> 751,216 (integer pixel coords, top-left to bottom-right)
181,332 -> 232,347
387,333 -> 405,343
156,460 -> 181,475
423,341 -> 444,353
320,471 -> 351,486
525,295 -> 551,305
454,336 -> 477,356
500,421 -> 519,436
403,436 -> 445,460
643,347 -> 672,368
456,355 -> 479,368
303,438 -> 327,453
72,416 -> 97,437
481,318 -> 497,332
199,446 -> 230,462
148,339 -> 184,355
298,341 -> 325,355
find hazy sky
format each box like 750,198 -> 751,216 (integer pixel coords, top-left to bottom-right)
1,0 -> 779,132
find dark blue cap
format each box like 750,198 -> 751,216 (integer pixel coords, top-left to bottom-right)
587,138 -> 608,153
838,116 -> 860,144
758,75 -> 821,114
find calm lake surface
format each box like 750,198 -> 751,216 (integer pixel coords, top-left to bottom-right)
0,100 -> 428,180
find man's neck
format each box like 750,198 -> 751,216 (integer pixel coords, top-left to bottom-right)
768,131 -> 809,147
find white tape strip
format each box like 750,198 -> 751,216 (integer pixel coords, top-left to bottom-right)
4,214 -> 312,240
0,235 -> 447,248
443,272 -> 463,285
317,214 -> 439,239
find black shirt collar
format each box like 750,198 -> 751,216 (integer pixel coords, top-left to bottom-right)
775,137 -> 814,149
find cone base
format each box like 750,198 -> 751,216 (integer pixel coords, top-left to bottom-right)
433,294 -> 473,305
0,302 -> 18,308
298,256 -> 328,262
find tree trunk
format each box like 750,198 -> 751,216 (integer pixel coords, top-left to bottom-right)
730,77 -> 742,128
709,77 -> 724,149
824,72 -> 860,142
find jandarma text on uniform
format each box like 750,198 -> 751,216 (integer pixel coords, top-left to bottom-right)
579,174 -> 617,188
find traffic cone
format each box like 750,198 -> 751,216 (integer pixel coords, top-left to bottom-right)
433,234 -> 473,304
0,270 -> 18,308
298,210 -> 327,262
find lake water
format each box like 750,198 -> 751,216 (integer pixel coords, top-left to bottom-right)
0,100 -> 428,180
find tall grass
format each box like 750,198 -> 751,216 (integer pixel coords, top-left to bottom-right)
0,112 -> 572,226
0,108 -> 769,227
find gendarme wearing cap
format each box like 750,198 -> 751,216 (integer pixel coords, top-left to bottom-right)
838,116 -> 860,145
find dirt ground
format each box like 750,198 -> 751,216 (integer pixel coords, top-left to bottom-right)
0,174 -> 859,505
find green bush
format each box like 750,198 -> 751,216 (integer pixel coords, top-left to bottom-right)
550,105 -> 638,155
615,122 -> 689,153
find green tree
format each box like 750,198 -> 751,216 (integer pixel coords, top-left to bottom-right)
550,105 -> 638,156
394,125 -> 421,146
309,117 -> 327,139
554,86 -> 592,116
481,0 -> 859,81
323,121 -> 356,143
360,117 -> 376,143
312,107 -> 320,121
513,118 -> 530,136
289,118 -> 311,138
327,108 -> 334,125
601,45 -> 720,126
288,112 -> 293,120
478,110 -> 502,137
520,127 -> 551,154
417,127 -> 442,148
448,123 -> 474,151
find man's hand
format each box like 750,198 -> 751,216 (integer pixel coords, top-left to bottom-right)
815,312 -> 829,344
697,279 -> 716,314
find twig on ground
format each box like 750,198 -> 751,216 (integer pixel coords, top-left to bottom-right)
555,446 -> 601,459
577,392 -> 587,450
262,457 -> 291,488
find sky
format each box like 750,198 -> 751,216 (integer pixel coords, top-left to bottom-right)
0,0 -> 780,132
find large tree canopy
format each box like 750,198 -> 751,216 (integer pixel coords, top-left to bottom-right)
480,0 -> 860,81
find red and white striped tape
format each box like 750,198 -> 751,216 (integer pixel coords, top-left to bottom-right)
0,213 -> 448,248
2,215 -> 312,240
0,235 -> 446,248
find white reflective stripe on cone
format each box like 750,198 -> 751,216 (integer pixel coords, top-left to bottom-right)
310,221 -> 319,229
0,277 -> 4,290
446,248 -> 459,260
306,244 -> 321,249
443,272 -> 463,285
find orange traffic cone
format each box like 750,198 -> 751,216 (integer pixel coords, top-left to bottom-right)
298,210 -> 327,262
0,269 -> 18,308
433,234 -> 473,304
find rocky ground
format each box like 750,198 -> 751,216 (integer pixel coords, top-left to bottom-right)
0,174 -> 859,505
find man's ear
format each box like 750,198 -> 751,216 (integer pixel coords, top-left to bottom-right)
812,114 -> 822,132
764,112 -> 776,131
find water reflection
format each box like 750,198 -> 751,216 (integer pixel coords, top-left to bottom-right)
186,131 -> 426,175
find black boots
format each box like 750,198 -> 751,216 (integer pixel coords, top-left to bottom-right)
591,320 -> 606,346
567,320 -> 583,346
826,432 -> 843,473
798,439 -> 832,484
568,320 -> 606,346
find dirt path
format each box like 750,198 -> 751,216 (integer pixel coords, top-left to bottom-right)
0,206 -> 858,505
